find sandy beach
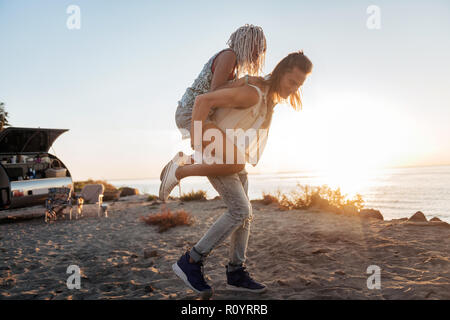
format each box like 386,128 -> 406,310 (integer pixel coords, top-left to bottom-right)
1,194 -> 449,300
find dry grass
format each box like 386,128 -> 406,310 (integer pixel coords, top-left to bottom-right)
140,207 -> 193,232
261,193 -> 280,205
179,190 -> 207,202
261,184 -> 365,214
74,179 -> 118,192
146,194 -> 158,201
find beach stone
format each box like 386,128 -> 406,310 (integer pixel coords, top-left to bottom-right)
144,249 -> 158,258
103,190 -> 121,201
409,211 -> 427,222
312,248 -> 330,254
144,285 -> 155,293
120,187 -> 140,197
360,209 -> 384,220
277,280 -> 289,286
430,217 -> 442,222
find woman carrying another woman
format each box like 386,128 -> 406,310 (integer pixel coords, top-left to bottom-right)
161,51 -> 313,296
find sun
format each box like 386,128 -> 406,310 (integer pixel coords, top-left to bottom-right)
261,90 -> 418,196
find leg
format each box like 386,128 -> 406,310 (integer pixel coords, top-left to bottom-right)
227,170 -> 252,269
189,173 -> 252,263
175,122 -> 246,180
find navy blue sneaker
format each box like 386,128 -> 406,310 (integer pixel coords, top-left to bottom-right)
172,252 -> 213,295
226,265 -> 267,293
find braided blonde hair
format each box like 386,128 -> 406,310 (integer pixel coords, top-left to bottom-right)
227,24 -> 266,77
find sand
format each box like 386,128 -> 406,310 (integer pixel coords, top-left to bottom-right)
1,195 -> 449,300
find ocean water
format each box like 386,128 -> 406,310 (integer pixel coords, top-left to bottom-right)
109,165 -> 450,223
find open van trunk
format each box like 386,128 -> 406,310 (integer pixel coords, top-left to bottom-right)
0,127 -> 73,209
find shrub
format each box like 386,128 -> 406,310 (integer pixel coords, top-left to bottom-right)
261,184 -> 365,212
74,179 -> 118,192
179,190 -> 207,202
261,193 -> 280,205
147,194 -> 158,201
140,207 -> 193,232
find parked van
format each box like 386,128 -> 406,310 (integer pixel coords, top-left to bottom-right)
0,127 -> 73,209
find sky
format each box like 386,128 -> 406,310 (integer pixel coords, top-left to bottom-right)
1,0 -> 449,181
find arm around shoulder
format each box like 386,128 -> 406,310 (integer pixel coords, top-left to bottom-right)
202,85 -> 260,110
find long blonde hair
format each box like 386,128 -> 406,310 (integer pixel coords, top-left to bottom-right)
267,51 -> 313,111
227,24 -> 266,77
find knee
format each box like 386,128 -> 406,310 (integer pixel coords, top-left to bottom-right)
229,199 -> 252,221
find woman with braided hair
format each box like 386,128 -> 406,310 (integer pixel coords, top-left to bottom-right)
161,25 -> 266,183
163,51 -> 313,297
174,24 -> 266,141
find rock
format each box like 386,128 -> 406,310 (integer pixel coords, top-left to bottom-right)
119,187 -> 140,197
143,249 -> 158,258
103,190 -> 121,201
408,211 -> 427,222
360,209 -> 384,220
312,248 -> 330,254
144,285 -> 155,293
277,280 -> 289,286
430,217 -> 442,222
429,221 -> 450,228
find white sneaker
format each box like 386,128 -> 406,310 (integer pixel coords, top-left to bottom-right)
160,152 -> 189,181
159,160 -> 180,202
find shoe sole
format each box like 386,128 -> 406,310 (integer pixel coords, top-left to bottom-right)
160,152 -> 185,181
159,161 -> 173,202
160,161 -> 170,181
225,284 -> 267,293
172,263 -> 213,297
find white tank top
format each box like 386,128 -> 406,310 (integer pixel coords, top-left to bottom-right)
210,84 -> 272,166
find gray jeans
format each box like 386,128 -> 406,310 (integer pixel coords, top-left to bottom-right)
189,171 -> 253,267
176,104 -> 252,266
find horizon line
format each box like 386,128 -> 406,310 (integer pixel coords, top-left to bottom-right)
82,162 -> 450,182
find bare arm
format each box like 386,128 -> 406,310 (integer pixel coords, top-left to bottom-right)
210,50 -> 237,91
190,86 -> 259,148
214,75 -> 265,90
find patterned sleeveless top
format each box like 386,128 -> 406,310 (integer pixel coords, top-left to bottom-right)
178,49 -> 236,113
